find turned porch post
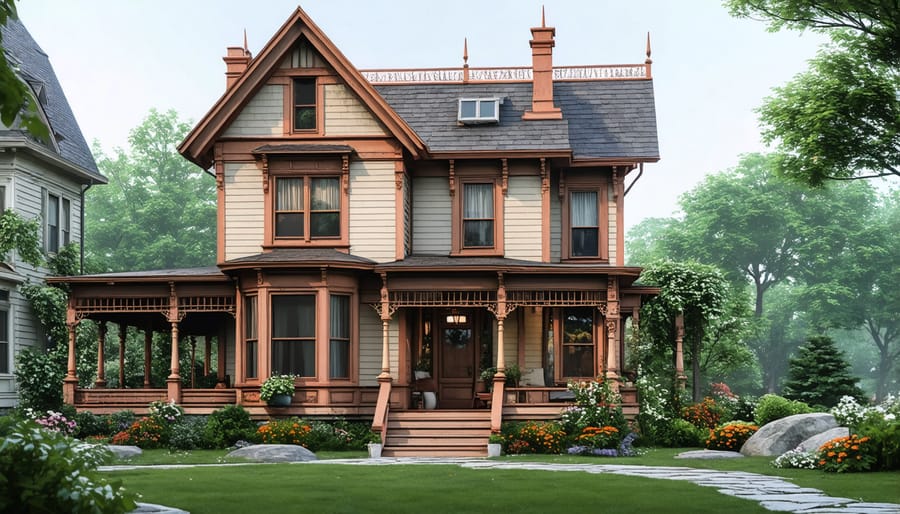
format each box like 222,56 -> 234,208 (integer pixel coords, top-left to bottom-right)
675,312 -> 686,390
95,321 -> 107,388
143,329 -> 152,388
166,282 -> 182,402
378,273 -> 392,380
605,277 -> 620,385
203,335 -> 211,376
118,323 -> 126,388
63,318 -> 79,404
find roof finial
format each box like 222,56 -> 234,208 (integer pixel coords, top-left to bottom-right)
243,29 -> 249,54
645,32 -> 652,62
541,5 -> 546,27
463,37 -> 468,65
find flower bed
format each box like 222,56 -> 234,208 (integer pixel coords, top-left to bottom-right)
706,422 -> 758,451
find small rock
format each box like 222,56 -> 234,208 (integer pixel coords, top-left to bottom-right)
675,450 -> 744,459
106,445 -> 143,459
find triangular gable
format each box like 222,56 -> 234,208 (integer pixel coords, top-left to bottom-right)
179,6 -> 427,169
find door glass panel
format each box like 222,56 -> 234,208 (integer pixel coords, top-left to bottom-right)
441,327 -> 472,378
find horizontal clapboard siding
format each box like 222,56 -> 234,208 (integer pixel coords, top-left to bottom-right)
224,163 -> 263,260
503,176 -> 541,261
411,176 -> 451,255
223,84 -> 283,137
349,160 -> 395,262
324,84 -> 387,136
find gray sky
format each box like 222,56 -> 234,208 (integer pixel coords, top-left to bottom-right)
17,0 -> 825,231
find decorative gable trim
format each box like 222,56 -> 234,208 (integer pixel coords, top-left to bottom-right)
179,6 -> 427,169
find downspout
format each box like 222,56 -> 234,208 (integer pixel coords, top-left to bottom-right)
623,163 -> 643,197
79,180 -> 93,274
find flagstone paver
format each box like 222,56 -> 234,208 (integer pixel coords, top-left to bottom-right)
106,457 -> 900,514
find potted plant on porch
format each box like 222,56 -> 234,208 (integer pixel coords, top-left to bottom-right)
260,374 -> 296,407
366,431 -> 383,458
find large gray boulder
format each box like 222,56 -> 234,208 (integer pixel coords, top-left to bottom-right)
797,427 -> 850,453
227,444 -> 317,462
106,445 -> 143,459
741,413 -> 838,456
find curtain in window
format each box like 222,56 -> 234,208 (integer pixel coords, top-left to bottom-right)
276,178 -> 304,237
463,183 -> 494,247
329,295 -> 349,379
244,296 -> 258,379
311,178 -> 340,237
571,191 -> 598,257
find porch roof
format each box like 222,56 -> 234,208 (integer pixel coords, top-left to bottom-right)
219,248 -> 377,271
47,266 -> 227,284
376,255 -> 643,281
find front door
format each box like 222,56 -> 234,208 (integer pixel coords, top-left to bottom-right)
438,310 -> 476,408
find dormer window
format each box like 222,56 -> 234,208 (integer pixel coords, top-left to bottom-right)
458,98 -> 500,124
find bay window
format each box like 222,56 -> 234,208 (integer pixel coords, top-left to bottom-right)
271,295 -> 316,377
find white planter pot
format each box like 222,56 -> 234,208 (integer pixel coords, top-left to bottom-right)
367,443 -> 383,458
487,443 -> 502,457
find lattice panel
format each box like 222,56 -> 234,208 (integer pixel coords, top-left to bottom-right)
506,290 -> 605,306
178,296 -> 236,313
75,297 -> 168,314
388,290 -> 497,307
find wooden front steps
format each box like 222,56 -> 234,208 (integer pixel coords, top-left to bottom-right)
383,410 -> 491,457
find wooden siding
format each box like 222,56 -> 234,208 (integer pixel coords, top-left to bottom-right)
550,182 -> 561,263
323,84 -> 387,136
222,84 -> 283,137
358,306 -> 399,386
524,307 -> 543,370
607,183 -> 617,263
224,162 -> 264,260
411,176 -> 451,255
504,176 -> 542,261
349,160 -> 395,262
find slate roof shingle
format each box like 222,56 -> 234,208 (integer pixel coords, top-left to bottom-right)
0,18 -> 101,178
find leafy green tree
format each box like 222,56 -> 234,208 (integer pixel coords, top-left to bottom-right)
725,0 -> 899,184
0,208 -> 41,266
639,261 -> 730,401
783,335 -> 864,407
86,109 -> 216,272
799,188 -> 900,400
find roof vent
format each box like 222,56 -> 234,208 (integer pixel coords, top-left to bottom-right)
458,98 -> 500,125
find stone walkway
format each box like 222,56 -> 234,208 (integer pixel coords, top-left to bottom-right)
105,458 -> 900,514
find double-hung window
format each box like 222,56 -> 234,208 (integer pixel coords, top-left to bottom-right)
570,191 -> 599,257
42,190 -> 71,254
244,295 -> 258,379
562,307 -> 595,378
271,295 -> 316,377
292,78 -> 317,131
0,290 -> 8,374
463,183 -> 495,248
47,193 -> 59,253
329,295 -> 350,379
274,176 -> 341,240
561,173 -> 608,261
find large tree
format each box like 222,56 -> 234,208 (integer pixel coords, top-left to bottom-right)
726,0 -> 900,185
0,0 -> 49,139
86,109 -> 216,272
783,335 -> 864,407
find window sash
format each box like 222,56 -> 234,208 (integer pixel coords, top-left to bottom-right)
62,198 -> 71,246
463,183 -> 494,247
293,78 -> 317,131
329,295 -> 350,379
47,194 -> 60,253
244,295 -> 258,379
274,176 -> 342,240
561,307 -> 594,378
570,191 -> 599,258
0,309 -> 7,374
271,295 -> 316,377
310,178 -> 340,238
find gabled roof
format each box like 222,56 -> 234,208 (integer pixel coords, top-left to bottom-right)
179,7 -> 427,169
375,80 -> 659,161
0,17 -> 104,182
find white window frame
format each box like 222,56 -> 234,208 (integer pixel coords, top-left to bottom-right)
0,289 -> 10,375
458,98 -> 500,124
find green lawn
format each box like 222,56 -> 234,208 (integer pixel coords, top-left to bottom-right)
109,448 -> 899,513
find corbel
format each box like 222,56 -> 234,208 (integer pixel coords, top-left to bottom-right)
320,266 -> 328,285
259,154 -> 269,194
214,144 -> 224,192
448,159 -> 455,197
558,168 -> 566,200
500,158 -> 509,196
341,155 -> 350,194
539,158 -> 549,193
255,268 -> 263,287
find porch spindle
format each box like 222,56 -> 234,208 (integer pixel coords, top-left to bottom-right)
168,323 -> 180,379
95,322 -> 107,388
63,321 -> 78,404
203,335 -> 211,376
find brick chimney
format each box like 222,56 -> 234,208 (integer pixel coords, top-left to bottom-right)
223,31 -> 252,88
523,9 -> 562,120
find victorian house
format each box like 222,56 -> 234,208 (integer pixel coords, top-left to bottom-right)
54,6 -> 659,456
0,18 -> 105,410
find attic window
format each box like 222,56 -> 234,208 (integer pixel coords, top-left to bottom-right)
458,98 -> 500,124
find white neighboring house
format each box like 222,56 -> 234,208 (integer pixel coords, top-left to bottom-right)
0,17 -> 106,409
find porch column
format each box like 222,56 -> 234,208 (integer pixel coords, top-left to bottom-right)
494,272 -> 507,376
95,321 -> 107,388
63,320 -> 79,404
378,273 -> 392,380
143,329 -> 152,388
203,335 -> 211,376
118,323 -> 126,388
189,336 -> 197,389
166,281 -> 182,402
675,312 -> 686,390
217,329 -> 227,388
605,277 -> 620,385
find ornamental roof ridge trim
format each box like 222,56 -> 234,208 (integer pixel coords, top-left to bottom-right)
360,64 -> 649,85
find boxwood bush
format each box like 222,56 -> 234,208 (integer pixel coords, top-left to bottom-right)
754,394 -> 814,426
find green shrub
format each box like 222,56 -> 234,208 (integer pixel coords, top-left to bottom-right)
754,394 -> 813,426
657,418 -> 706,447
301,418 -> 371,451
560,379 -> 629,442
13,347 -> 65,411
74,410 -> 108,438
203,404 -> 257,448
106,410 -> 137,435
729,396 -> 759,423
0,417 -> 135,513
168,416 -> 207,451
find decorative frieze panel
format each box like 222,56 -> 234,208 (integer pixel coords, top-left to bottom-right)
361,64 -> 648,84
